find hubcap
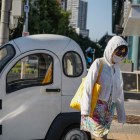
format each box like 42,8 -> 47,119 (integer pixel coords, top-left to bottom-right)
64,129 -> 87,140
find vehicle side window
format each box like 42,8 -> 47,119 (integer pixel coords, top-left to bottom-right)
0,44 -> 15,72
63,51 -> 83,77
6,53 -> 53,93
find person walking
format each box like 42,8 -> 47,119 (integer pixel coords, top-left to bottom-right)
80,36 -> 128,140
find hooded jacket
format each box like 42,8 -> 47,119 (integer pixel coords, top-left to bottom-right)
81,36 -> 128,123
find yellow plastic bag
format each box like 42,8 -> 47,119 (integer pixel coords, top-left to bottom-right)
70,77 -> 86,110
42,63 -> 52,84
70,59 -> 103,117
89,82 -> 101,117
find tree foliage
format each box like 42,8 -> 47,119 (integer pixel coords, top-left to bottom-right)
0,0 -> 102,59
98,34 -> 107,49
98,33 -> 108,56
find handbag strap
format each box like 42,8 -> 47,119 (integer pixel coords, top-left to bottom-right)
96,59 -> 103,83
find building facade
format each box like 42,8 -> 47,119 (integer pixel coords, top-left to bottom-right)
67,0 -> 89,37
80,1 -> 88,29
76,28 -> 89,38
112,0 -> 140,71
61,0 -> 67,11
56,0 -> 61,4
67,0 -> 81,28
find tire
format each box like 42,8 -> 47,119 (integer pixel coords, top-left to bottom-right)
59,124 -> 91,140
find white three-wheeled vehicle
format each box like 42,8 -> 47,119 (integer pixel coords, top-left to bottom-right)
0,34 -> 91,140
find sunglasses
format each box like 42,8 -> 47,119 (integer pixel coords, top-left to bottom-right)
115,46 -> 128,57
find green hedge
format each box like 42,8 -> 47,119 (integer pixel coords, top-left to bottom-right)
15,63 -> 21,68
10,68 -> 38,74
121,60 -> 132,63
14,63 -> 33,68
11,68 -> 21,73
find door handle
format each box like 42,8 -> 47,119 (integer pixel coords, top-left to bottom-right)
46,89 -> 61,92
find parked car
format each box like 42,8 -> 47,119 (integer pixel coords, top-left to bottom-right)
0,34 -> 91,140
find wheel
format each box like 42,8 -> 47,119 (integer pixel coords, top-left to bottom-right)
59,124 -> 91,140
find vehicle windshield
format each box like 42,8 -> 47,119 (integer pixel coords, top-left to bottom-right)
0,44 -> 15,72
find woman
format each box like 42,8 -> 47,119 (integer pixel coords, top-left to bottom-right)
80,36 -> 128,140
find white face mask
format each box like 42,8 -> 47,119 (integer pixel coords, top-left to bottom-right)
112,54 -> 122,63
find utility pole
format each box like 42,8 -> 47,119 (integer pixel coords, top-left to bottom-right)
93,49 -> 96,62
0,0 -> 12,46
23,0 -> 29,36
21,0 -> 29,79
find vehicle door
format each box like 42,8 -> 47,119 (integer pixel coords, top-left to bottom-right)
60,40 -> 87,113
0,50 -> 61,140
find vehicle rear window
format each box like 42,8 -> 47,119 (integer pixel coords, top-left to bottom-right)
63,51 -> 83,77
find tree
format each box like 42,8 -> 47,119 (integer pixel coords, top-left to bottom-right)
98,33 -> 108,56
12,0 -> 73,38
0,0 -> 103,59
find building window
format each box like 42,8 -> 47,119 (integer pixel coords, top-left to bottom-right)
6,53 -> 53,93
63,51 -> 83,77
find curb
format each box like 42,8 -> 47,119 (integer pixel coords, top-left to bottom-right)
124,92 -> 140,100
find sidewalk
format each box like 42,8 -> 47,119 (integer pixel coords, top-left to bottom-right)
91,99 -> 140,140
91,133 -> 140,140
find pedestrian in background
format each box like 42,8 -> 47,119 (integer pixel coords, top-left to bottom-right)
80,36 -> 128,140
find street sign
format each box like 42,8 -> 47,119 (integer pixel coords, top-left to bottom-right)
22,32 -> 29,37
24,5 -> 29,12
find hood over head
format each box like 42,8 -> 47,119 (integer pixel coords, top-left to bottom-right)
103,36 -> 128,65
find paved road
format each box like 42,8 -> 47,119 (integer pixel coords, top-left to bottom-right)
111,99 -> 140,135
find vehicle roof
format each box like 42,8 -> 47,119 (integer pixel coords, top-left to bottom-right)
13,34 -> 71,56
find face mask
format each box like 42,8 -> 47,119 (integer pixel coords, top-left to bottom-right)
112,54 -> 122,63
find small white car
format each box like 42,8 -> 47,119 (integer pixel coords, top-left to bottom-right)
0,34 -> 91,140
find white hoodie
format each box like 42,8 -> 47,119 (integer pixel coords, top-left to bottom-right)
81,36 -> 128,123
